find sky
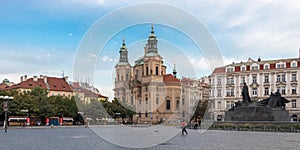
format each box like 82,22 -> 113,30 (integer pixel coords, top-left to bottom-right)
1,0 -> 300,99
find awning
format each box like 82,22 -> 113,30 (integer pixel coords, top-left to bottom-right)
8,118 -> 27,121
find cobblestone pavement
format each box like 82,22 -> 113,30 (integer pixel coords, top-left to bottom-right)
1,126 -> 300,150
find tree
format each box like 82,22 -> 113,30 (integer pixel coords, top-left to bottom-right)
1,87 -> 79,125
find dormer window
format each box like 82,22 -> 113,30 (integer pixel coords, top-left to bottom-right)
240,65 -> 246,71
276,62 -> 286,69
226,66 -> 234,72
251,63 -> 259,70
291,61 -> 297,68
264,63 -> 270,70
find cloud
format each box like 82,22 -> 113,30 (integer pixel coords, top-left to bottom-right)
171,0 -> 300,60
190,57 -> 210,70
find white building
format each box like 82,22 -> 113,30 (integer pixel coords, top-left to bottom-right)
208,56 -> 300,121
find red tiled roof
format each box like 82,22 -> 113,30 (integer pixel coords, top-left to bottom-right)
81,88 -> 108,99
70,82 -> 108,99
46,77 -> 72,92
98,94 -> 108,99
8,77 -> 72,92
8,78 -> 47,90
0,83 -> 9,90
163,74 -> 180,83
212,67 -> 225,74
70,82 -> 80,90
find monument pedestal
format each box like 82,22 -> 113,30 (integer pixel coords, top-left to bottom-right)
225,106 -> 289,121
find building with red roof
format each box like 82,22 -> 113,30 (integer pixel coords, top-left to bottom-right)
208,55 -> 300,121
70,82 -> 108,103
8,75 -> 73,98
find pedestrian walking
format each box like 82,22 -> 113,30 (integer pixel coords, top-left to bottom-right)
181,120 -> 188,135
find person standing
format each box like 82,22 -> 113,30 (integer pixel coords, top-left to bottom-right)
181,120 -> 188,135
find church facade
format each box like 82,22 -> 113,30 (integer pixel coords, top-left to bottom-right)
113,26 -> 182,124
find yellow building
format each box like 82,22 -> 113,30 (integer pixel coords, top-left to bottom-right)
114,26 -> 182,124
71,82 -> 108,104
8,75 -> 73,98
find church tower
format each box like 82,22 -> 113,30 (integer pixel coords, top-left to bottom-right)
114,38 -> 132,103
142,25 -> 166,79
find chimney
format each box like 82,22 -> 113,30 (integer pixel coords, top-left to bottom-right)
33,76 -> 38,82
64,76 -> 68,82
20,76 -> 23,82
44,76 -> 47,84
24,75 -> 27,81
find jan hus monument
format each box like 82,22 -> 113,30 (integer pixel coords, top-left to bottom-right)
225,82 -> 290,121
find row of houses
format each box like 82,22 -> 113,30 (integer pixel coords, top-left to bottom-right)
114,26 -> 300,123
0,75 -> 108,103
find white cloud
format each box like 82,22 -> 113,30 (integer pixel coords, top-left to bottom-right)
190,57 -> 210,70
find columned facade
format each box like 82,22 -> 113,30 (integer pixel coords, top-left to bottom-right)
208,57 -> 300,121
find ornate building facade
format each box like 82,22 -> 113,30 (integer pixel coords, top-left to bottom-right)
114,26 -> 210,124
114,26 -> 182,124
208,56 -> 300,121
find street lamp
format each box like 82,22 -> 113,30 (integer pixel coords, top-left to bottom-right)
0,95 -> 14,132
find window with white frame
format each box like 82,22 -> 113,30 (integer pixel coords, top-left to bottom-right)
251,63 -> 259,71
217,101 -> 221,109
226,78 -> 230,84
292,73 -> 297,81
264,64 -> 270,70
217,89 -> 222,97
226,101 -> 235,109
292,86 -> 297,94
282,74 -> 286,82
282,87 -> 286,95
264,75 -> 269,83
264,87 -> 269,95
292,100 -> 297,108
241,76 -> 245,84
241,65 -> 246,71
217,79 -> 221,85
210,90 -> 215,97
226,89 -> 230,97
230,89 -> 234,96
226,89 -> 234,97
226,77 -> 234,85
252,76 -> 257,83
252,88 -> 258,96
226,67 -> 234,72
251,66 -> 258,70
291,61 -> 297,68
277,75 -> 281,82
276,62 -> 286,69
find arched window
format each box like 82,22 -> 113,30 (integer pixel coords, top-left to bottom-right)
176,100 -> 179,109
166,100 -> 171,110
146,66 -> 149,75
156,66 -> 159,75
